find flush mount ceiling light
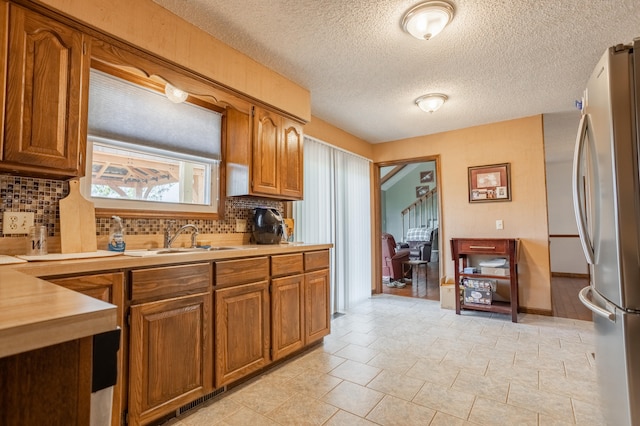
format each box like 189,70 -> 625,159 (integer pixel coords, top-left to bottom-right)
416,94 -> 448,113
164,83 -> 188,103
402,1 -> 455,40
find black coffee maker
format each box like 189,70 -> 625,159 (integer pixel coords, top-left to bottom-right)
252,207 -> 285,244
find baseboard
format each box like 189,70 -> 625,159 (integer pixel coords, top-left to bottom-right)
520,307 -> 553,316
552,272 -> 589,279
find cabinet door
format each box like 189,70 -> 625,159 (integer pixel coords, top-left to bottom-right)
225,106 -> 251,197
305,269 -> 331,344
129,293 -> 212,426
252,107 -> 280,195
214,281 -> 270,387
0,337 -> 92,426
47,272 -> 125,426
279,118 -> 304,199
271,274 -> 305,360
4,5 -> 88,176
0,0 -> 8,145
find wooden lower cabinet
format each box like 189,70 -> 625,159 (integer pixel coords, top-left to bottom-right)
271,251 -> 331,358
36,251 -> 330,424
128,292 -> 212,426
48,272 -> 125,426
271,274 -> 305,360
214,280 -> 270,387
0,336 -> 93,426
305,269 -> 331,344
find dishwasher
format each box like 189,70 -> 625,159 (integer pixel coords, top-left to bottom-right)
91,328 -> 121,426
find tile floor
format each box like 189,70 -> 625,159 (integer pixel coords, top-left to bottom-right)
167,295 -> 604,426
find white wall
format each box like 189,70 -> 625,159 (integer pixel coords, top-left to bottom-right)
543,112 -> 588,275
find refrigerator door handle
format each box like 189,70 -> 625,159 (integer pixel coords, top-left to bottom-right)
572,113 -> 595,264
578,286 -> 615,321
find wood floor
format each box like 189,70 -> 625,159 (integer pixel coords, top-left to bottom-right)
550,275 -> 592,321
382,264 -> 592,322
382,261 -> 440,301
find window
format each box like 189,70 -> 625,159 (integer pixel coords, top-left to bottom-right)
81,66 -> 223,216
88,139 -> 216,205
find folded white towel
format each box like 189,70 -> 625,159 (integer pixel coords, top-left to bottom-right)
478,258 -> 507,267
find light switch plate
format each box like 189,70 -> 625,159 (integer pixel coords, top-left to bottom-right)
496,219 -> 504,230
3,212 -> 35,234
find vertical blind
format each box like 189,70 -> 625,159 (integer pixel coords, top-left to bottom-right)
293,137 -> 372,312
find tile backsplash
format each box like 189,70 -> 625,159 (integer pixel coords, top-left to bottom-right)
0,175 -> 284,238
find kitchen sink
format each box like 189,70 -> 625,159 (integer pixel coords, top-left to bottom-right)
123,247 -> 242,257
154,247 -> 210,254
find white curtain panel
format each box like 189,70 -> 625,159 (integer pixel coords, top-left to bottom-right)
293,140 -> 333,246
293,137 -> 371,312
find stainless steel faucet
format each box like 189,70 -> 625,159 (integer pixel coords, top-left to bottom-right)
164,222 -> 199,248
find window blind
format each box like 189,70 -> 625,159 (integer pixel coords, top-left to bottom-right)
293,136 -> 372,312
88,69 -> 222,160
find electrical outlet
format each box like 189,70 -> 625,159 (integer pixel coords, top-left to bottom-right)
496,219 -> 504,230
3,212 -> 35,235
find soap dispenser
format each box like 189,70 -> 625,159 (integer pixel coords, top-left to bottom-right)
108,215 -> 126,252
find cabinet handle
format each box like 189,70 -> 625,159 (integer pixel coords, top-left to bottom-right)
469,245 -> 495,250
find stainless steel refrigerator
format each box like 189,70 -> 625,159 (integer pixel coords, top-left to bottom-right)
573,41 -> 640,426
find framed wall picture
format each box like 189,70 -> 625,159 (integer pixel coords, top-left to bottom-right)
416,185 -> 430,198
420,170 -> 434,183
468,163 -> 511,202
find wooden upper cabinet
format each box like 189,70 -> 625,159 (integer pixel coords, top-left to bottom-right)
280,118 -> 304,199
226,105 -> 304,200
3,4 -> 89,177
252,107 -> 280,195
0,1 -> 8,147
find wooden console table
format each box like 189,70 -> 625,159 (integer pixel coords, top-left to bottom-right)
450,238 -> 519,322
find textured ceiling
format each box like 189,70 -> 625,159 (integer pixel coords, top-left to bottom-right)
152,0 -> 640,147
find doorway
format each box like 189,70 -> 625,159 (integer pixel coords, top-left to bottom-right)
375,156 -> 442,301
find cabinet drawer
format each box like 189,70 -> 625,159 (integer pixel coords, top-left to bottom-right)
131,263 -> 210,302
271,253 -> 303,277
48,272 -> 123,303
304,250 -> 330,271
216,257 -> 269,286
458,239 -> 508,254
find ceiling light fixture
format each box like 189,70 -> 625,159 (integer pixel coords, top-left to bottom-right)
402,1 -> 455,40
164,83 -> 188,103
416,94 -> 448,113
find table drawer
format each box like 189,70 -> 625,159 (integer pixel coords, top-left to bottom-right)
458,239 -> 509,254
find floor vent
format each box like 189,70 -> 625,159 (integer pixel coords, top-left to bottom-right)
176,387 -> 225,416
